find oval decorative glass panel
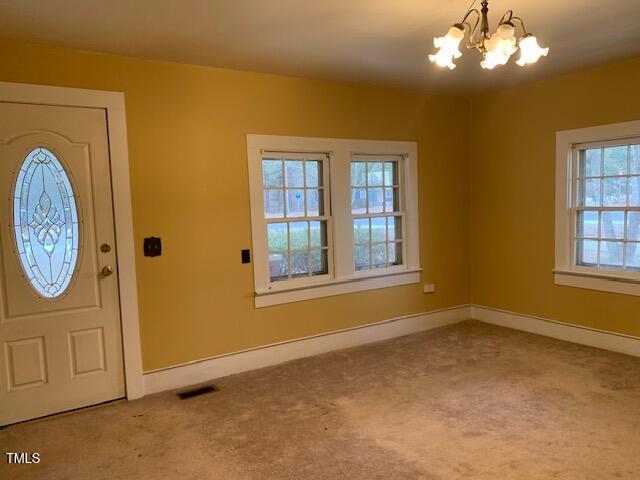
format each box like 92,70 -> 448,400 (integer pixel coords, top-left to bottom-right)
12,148 -> 80,298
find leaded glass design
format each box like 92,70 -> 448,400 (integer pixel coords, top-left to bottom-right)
351,157 -> 403,270
12,148 -> 80,298
574,144 -> 640,271
262,156 -> 330,282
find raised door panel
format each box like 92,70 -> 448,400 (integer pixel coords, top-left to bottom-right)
5,336 -> 47,391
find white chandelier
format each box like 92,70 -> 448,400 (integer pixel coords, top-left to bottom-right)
429,0 -> 549,70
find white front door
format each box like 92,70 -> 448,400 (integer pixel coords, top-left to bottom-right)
0,102 -> 125,426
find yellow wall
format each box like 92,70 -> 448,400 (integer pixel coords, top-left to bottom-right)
470,57 -> 640,337
0,38 -> 471,371
8,35 -> 633,370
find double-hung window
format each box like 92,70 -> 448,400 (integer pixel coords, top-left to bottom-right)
555,121 -> 640,296
351,156 -> 404,271
262,154 -> 331,282
574,142 -> 640,271
248,135 -> 420,307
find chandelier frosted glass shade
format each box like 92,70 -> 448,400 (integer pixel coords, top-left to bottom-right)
480,23 -> 517,70
428,26 -> 464,70
516,35 -> 549,66
428,1 -> 549,71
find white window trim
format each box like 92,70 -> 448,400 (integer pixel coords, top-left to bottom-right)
247,134 -> 420,307
555,119 -> 640,296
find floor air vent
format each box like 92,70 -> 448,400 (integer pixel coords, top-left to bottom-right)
177,385 -> 219,399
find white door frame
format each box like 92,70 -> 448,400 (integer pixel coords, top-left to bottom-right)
0,81 -> 144,399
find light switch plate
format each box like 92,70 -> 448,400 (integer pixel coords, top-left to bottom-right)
423,284 -> 435,293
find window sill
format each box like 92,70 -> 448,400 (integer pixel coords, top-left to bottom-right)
553,269 -> 640,297
255,268 -> 422,308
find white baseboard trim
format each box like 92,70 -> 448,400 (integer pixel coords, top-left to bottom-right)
471,305 -> 640,358
143,304 -> 471,396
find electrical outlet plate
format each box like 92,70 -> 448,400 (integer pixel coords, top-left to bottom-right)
423,284 -> 435,293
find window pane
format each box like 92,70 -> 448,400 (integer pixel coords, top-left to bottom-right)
305,161 -> 321,188
576,210 -> 598,238
603,146 -> 628,176
367,187 -> 384,213
285,160 -> 304,187
388,242 -> 402,265
387,216 -> 402,241
580,149 -> 601,177
311,249 -> 328,275
626,243 -> 640,269
286,189 -> 305,217
351,188 -> 367,214
353,218 -> 369,244
371,243 -> 387,268
269,252 -> 289,281
262,159 -> 283,187
267,223 -> 288,251
351,162 -> 366,186
576,239 -> 598,266
603,177 -> 626,206
371,217 -> 386,242
579,179 -> 601,206
310,221 -> 327,247
290,251 -> 309,277
289,221 -> 308,250
384,187 -> 398,212
306,189 -> 322,216
599,241 -> 624,268
367,162 -> 383,186
600,211 -> 624,239
629,176 -> 640,206
627,212 -> 640,241
354,245 -> 370,270
631,145 -> 640,174
384,162 -> 398,186
264,190 -> 284,218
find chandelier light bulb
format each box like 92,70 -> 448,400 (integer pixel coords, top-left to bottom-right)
516,34 -> 549,66
428,25 -> 464,70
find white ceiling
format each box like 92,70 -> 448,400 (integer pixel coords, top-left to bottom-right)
1,0 -> 639,94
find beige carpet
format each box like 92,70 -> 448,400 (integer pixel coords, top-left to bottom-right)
1,320 -> 639,479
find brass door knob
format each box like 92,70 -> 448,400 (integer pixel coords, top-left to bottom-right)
101,266 -> 113,277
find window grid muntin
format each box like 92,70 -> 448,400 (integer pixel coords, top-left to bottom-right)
263,157 -> 325,219
574,208 -> 640,270
353,216 -> 403,271
572,141 -> 640,273
351,157 -> 405,271
267,221 -> 330,281
350,160 -> 401,215
262,155 -> 332,282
